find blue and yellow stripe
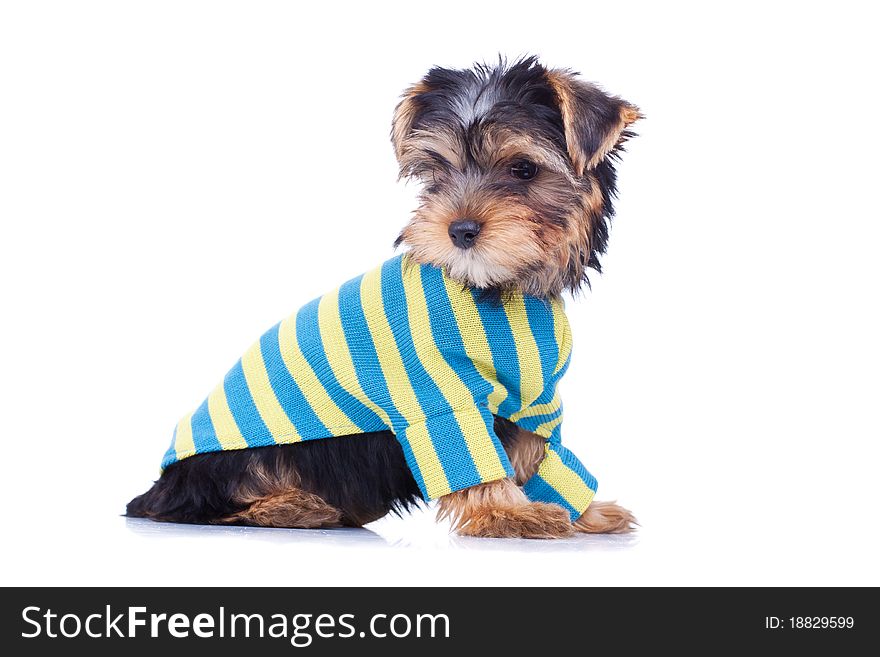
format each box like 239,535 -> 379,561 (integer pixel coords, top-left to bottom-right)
160,254 -> 594,518
522,442 -> 597,520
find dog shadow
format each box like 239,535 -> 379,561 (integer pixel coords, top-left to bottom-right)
443,532 -> 639,553
125,516 -> 638,552
124,516 -> 390,547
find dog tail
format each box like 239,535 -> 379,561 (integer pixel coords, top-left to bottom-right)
124,467 -> 217,523
124,454 -> 251,523
125,480 -> 168,520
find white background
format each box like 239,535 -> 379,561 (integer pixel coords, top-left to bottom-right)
1,1 -> 878,586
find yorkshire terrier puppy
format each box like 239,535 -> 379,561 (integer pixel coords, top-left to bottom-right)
127,56 -> 640,538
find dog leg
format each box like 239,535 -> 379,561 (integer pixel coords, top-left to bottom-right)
438,478 -> 573,539
220,456 -> 345,528
573,500 -> 637,534
500,421 -> 637,534
223,488 -> 344,529
501,424 -> 546,485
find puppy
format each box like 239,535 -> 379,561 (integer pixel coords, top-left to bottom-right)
127,56 -> 639,538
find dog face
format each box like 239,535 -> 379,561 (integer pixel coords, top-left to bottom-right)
392,57 -> 640,297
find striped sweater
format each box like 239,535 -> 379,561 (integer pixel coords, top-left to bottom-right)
162,255 -> 597,520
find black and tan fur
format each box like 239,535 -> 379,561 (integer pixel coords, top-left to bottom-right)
128,57 -> 640,538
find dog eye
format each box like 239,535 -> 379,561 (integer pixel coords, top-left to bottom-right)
510,160 -> 538,180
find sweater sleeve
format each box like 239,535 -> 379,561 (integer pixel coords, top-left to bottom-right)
387,260 -> 514,501
513,385 -> 597,520
395,405 -> 514,500
511,297 -> 596,520
522,439 -> 598,521
514,386 -> 598,520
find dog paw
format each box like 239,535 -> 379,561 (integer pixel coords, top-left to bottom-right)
457,502 -> 574,539
573,501 -> 637,534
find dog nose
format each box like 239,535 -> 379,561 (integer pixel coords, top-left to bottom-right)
448,220 -> 481,249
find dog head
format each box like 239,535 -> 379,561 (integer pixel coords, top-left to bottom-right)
391,56 -> 640,298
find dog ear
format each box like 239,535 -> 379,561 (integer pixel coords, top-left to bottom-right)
545,69 -> 641,176
391,79 -> 432,162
